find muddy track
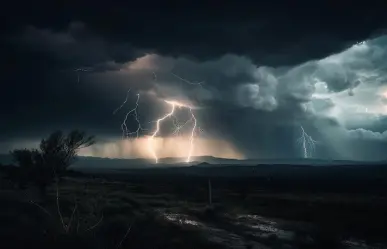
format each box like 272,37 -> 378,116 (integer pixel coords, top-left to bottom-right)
157,209 -> 387,249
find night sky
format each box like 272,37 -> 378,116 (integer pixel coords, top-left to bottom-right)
2,1 -> 387,161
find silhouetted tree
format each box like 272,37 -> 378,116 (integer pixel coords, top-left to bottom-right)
39,130 -> 95,176
10,130 -> 95,195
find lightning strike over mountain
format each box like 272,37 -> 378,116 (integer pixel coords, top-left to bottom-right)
148,102 -> 176,163
297,126 -> 318,158
148,100 -> 198,164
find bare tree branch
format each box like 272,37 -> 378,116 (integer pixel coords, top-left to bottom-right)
116,220 -> 135,249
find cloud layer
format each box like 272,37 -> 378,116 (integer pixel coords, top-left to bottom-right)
2,3 -> 387,162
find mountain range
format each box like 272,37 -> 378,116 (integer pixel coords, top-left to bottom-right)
1,154 -> 383,170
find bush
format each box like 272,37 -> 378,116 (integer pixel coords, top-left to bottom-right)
9,130 -> 95,195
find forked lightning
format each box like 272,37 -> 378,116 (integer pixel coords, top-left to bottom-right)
113,90 -> 146,139
148,100 -> 198,163
112,72 -> 203,162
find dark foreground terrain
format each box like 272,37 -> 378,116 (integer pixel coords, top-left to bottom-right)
1,163 -> 387,249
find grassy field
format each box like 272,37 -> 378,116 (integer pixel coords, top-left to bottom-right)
1,169 -> 387,249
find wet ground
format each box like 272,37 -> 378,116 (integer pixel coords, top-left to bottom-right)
161,211 -> 268,249
159,209 -> 387,249
2,176 -> 387,249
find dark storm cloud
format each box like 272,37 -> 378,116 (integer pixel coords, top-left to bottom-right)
0,21 -> 146,142
2,1 -> 387,160
6,22 -> 140,70
3,1 -> 387,66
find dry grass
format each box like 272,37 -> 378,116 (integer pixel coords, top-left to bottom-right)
0,177 -> 223,249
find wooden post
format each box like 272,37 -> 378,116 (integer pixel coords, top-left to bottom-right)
208,178 -> 212,206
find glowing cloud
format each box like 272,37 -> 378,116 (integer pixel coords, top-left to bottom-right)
79,137 -> 244,161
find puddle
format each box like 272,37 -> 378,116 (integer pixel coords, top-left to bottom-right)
163,213 -> 201,226
161,211 -> 269,249
231,214 -> 294,241
160,211 -> 386,249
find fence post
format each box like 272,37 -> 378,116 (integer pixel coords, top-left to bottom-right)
208,178 -> 212,206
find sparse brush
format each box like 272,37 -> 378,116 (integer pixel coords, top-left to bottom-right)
28,179 -> 134,249
29,181 -> 105,235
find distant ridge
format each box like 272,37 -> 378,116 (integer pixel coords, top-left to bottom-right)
1,153 -> 385,169
195,162 -> 212,167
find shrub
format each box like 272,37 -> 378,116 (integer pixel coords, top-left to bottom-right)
10,130 -> 95,195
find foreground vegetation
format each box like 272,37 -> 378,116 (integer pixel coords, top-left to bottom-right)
1,169 -> 387,249
1,130 -> 387,248
0,175 -> 228,249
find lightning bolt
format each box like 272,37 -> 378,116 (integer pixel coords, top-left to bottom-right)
171,72 -> 205,88
113,89 -> 131,115
187,108 -> 197,163
114,90 -> 146,139
297,126 -> 318,158
148,100 -> 198,163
